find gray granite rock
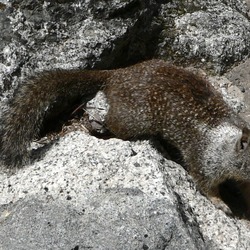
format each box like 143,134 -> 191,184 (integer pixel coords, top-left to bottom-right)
225,58 -> 250,124
1,133 -> 250,249
158,1 -> 250,73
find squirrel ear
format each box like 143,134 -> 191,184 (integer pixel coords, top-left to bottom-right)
236,127 -> 250,152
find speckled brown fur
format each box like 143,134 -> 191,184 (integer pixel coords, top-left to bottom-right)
1,59 -> 250,216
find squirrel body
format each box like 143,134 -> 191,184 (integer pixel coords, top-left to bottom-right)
1,59 -> 250,213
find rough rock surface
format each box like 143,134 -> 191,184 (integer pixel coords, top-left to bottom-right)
1,133 -> 250,250
158,0 -> 250,73
1,0 -> 250,249
0,134 -> 210,249
225,58 -> 250,124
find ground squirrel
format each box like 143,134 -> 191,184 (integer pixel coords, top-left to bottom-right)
1,59 -> 250,216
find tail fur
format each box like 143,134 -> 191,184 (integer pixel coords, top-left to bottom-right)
0,69 -> 110,167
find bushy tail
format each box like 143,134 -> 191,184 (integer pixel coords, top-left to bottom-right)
0,69 -> 110,167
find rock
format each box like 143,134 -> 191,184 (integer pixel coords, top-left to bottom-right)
1,0 -> 250,249
1,132 -> 250,249
158,1 -> 250,73
225,58 -> 250,123
0,133 -> 205,249
0,0 -> 161,94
